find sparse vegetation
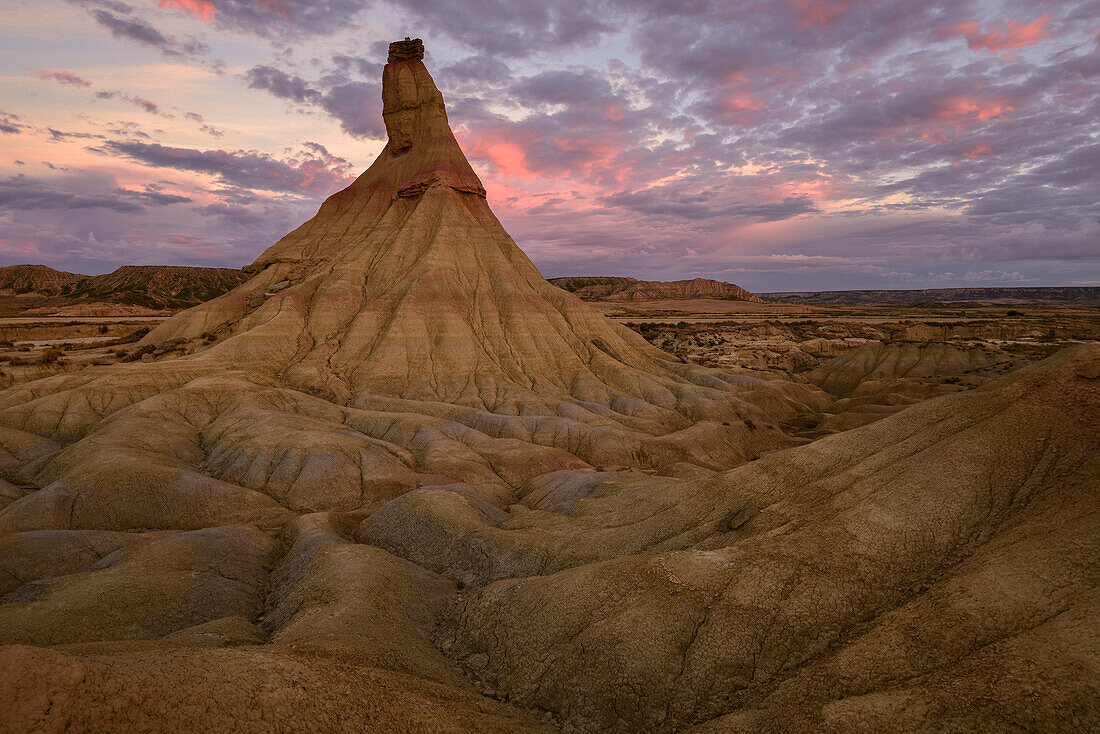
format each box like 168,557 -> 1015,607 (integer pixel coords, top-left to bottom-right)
39,348 -> 64,365
122,344 -> 156,362
114,326 -> 151,344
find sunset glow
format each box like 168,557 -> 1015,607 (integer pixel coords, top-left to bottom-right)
0,0 -> 1096,290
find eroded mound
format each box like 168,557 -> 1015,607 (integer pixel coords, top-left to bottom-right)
0,38 -> 1097,733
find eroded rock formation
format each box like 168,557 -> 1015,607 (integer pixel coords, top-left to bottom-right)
0,39 -> 1096,733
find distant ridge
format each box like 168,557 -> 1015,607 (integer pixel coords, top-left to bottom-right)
761,287 -> 1100,305
0,264 -> 84,295
0,264 -> 248,310
551,275 -> 763,303
69,265 -> 248,310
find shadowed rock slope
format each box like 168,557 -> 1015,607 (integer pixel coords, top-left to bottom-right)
0,39 -> 1097,733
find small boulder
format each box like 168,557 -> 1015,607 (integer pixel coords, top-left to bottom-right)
722,502 -> 758,531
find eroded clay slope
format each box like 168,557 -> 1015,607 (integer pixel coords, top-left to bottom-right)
447,345 -> 1100,731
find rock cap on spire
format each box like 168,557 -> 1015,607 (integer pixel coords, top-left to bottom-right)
389,37 -> 424,62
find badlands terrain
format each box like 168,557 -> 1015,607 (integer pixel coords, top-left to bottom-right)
1,39 -> 1097,733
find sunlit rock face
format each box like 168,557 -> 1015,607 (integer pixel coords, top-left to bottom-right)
0,39 -> 1097,734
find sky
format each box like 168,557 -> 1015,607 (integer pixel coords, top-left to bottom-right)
0,0 -> 1097,291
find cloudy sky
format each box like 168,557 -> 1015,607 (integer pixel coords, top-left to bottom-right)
0,0 -> 1097,291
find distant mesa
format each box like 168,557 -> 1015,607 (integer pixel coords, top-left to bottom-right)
551,275 -> 763,303
0,264 -> 84,295
0,263 -> 248,310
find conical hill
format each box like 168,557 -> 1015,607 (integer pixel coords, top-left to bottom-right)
141,41 -> 820,425
0,39 -> 823,530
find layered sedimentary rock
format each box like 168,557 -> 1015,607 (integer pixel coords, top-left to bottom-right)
0,39 -> 1097,733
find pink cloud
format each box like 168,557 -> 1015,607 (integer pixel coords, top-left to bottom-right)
935,95 -> 1015,123
719,93 -> 763,121
873,92 -> 1016,143
962,143 -> 992,159
953,143 -> 992,166
601,104 -> 626,121
159,0 -> 291,23
131,96 -> 160,114
462,137 -> 536,180
35,70 -> 92,88
789,0 -> 858,27
158,0 -> 217,23
256,0 -> 292,21
941,15 -> 1052,58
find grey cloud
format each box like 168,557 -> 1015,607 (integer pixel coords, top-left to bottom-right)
114,187 -> 193,205
512,70 -> 614,108
88,8 -> 209,58
244,65 -> 384,139
440,56 -> 514,86
0,112 -> 27,135
93,89 -> 166,116
389,0 -> 614,57
245,66 -> 321,104
0,175 -> 143,212
92,141 -> 353,194
47,128 -> 105,141
606,185 -> 818,222
186,0 -> 366,39
319,83 -> 385,138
